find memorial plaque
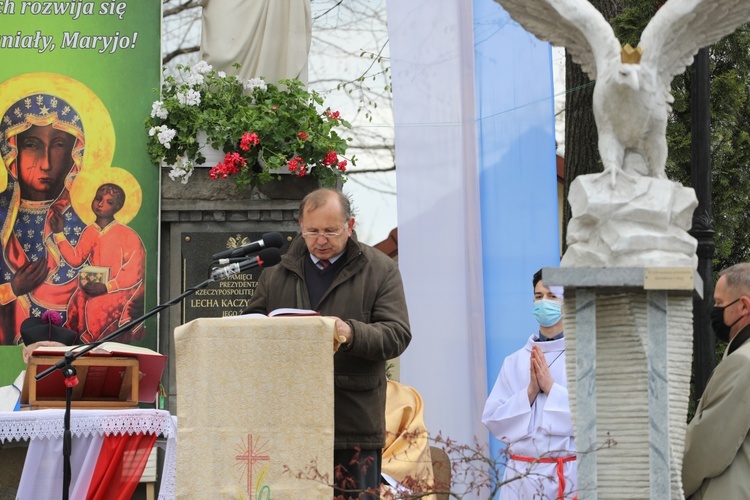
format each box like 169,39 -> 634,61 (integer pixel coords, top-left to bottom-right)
181,231 -> 296,322
643,267 -> 695,290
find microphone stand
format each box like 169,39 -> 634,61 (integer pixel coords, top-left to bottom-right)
35,271 -> 242,500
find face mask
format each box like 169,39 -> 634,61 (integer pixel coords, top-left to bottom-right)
533,299 -> 563,327
711,298 -> 742,343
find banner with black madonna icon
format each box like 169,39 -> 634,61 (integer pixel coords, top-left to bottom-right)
0,1 -> 161,383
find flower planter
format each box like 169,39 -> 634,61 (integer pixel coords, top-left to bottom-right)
146,62 -> 351,189
196,131 -> 225,167
257,173 -> 320,200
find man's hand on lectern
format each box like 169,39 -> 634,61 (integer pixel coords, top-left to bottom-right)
331,317 -> 353,351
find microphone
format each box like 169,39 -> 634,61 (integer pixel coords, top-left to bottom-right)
210,247 -> 282,280
212,232 -> 285,262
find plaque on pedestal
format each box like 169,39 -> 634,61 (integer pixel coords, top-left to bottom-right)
181,231 -> 295,322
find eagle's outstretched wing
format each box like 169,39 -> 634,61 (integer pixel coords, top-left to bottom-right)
493,0 -> 620,80
641,0 -> 750,100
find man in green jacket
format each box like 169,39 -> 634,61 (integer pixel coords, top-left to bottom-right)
682,262 -> 750,499
244,188 -> 412,498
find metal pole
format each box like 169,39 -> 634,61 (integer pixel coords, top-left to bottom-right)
689,47 -> 716,400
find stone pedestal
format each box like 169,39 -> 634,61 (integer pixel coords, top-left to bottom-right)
544,267 -> 701,500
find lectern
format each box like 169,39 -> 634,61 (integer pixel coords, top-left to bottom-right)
174,316 -> 335,499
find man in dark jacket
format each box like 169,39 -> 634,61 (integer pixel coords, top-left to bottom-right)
244,188 -> 412,498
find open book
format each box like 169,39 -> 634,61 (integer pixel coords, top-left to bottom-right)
26,342 -> 166,404
238,308 -> 320,319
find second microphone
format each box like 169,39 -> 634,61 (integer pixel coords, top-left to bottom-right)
212,232 -> 285,261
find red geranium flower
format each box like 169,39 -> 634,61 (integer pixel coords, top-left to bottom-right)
223,152 -> 246,169
240,132 -> 260,151
322,151 -> 338,166
287,156 -> 305,174
297,132 -> 308,141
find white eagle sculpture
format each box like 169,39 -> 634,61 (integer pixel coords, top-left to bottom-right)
493,0 -> 750,185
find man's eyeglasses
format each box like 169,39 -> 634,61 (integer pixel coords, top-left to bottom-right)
301,226 -> 345,239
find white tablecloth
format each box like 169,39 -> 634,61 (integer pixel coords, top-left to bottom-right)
0,409 -> 177,499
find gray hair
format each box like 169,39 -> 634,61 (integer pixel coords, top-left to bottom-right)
299,188 -> 354,222
719,263 -> 750,295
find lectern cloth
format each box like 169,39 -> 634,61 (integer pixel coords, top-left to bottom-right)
175,316 -> 335,499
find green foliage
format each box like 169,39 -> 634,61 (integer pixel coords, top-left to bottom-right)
145,61 -> 355,189
610,1 -> 657,46
667,25 -> 750,269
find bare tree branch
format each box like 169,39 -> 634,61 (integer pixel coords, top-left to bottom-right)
312,0 -> 345,20
163,0 -> 204,18
348,166 -> 395,175
163,45 -> 200,65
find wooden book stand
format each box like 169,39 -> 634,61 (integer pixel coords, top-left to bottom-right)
21,355 -> 140,410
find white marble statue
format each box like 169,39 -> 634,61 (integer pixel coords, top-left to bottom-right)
493,0 -> 750,267
493,0 -> 750,184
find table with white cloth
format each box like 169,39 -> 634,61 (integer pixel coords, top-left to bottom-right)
0,409 -> 177,499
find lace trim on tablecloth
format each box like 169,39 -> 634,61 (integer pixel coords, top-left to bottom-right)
160,431 -> 177,500
0,409 -> 176,442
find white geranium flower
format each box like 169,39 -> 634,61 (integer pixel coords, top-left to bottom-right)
156,127 -> 177,149
150,101 -> 168,119
179,167 -> 193,184
191,61 -> 212,75
243,77 -> 267,92
187,72 -> 205,87
177,89 -> 201,106
168,157 -> 194,184
218,71 -> 226,78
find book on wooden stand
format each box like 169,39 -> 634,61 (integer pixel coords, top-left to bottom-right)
20,342 -> 166,410
237,307 -> 320,318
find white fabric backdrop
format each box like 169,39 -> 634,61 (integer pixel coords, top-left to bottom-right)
387,0 -> 489,466
388,2 -> 558,498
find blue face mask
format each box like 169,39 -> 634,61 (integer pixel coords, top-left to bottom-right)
533,299 -> 563,327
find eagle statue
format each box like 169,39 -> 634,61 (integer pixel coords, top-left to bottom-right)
493,0 -> 750,185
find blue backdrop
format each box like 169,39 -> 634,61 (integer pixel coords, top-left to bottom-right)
474,0 -> 561,478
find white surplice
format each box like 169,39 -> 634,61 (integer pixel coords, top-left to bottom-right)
482,335 -> 577,500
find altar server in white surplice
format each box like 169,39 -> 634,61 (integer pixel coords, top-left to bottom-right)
482,269 -> 577,500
